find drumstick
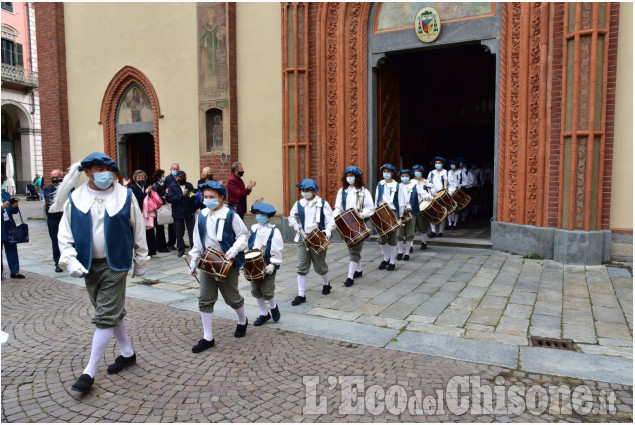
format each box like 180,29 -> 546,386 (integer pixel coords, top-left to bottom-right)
183,256 -> 200,283
295,214 -> 310,252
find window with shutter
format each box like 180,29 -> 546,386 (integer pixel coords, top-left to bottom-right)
15,43 -> 22,66
1,38 -> 15,66
1,3 -> 14,13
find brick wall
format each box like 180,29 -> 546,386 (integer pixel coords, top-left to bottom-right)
33,3 -> 71,178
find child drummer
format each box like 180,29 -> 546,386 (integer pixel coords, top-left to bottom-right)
333,166 -> 375,287
188,181 -> 249,353
247,202 -> 283,325
374,164 -> 400,271
288,178 -> 336,306
396,169 -> 418,261
412,165 -> 435,250
427,156 -> 449,238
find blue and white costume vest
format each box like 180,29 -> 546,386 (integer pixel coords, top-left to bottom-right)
197,208 -> 246,269
248,226 -> 280,270
407,185 -> 420,215
70,188 -> 134,272
297,199 -> 326,232
341,187 -> 367,213
376,181 -> 400,211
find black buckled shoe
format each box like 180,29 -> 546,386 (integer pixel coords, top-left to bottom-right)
420,242 -> 427,250
10,273 -> 25,279
55,266 -> 63,273
378,260 -> 389,270
254,314 -> 271,326
386,263 -> 395,271
71,374 -> 94,392
396,253 -> 403,261
322,284 -> 331,295
107,353 -> 137,374
192,338 -> 215,353
428,232 -> 437,238
271,305 -> 281,322
353,270 -> 363,279
403,255 -> 410,261
234,318 -> 248,338
291,295 -> 306,306
437,233 -> 443,238
344,278 -> 354,287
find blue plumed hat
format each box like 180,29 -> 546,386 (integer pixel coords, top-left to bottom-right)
297,178 -> 319,192
343,166 -> 363,176
250,202 -> 277,218
433,156 -> 446,164
80,152 -> 119,173
380,163 -> 396,174
399,168 -> 413,177
412,164 -> 425,173
199,180 -> 227,196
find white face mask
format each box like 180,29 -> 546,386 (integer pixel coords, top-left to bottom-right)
346,176 -> 356,185
301,191 -> 313,199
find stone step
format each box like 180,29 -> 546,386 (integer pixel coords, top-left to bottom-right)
368,234 -> 492,249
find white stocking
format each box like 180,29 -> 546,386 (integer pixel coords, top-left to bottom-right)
83,327 -> 114,378
321,273 -> 330,286
380,244 -> 389,261
397,241 -> 404,254
297,274 -> 307,296
405,241 -> 413,253
256,298 -> 268,316
235,306 -> 247,325
389,246 -> 397,264
268,299 -> 277,309
200,312 -> 213,341
112,319 -> 134,357
348,262 -> 358,279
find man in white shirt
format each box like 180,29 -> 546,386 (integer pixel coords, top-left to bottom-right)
288,178 -> 336,305
53,152 -> 149,393
412,165 -> 435,250
189,181 -> 249,353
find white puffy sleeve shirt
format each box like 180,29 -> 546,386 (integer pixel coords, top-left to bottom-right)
288,195 -> 336,238
188,206 -> 248,264
249,223 -> 284,266
333,186 -> 375,219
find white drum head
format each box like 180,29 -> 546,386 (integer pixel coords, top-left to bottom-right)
420,200 -> 431,210
245,251 -> 262,260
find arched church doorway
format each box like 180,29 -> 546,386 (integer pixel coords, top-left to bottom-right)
377,43 -> 496,240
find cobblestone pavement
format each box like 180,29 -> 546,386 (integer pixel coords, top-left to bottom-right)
15,199 -> 633,362
1,273 -> 633,422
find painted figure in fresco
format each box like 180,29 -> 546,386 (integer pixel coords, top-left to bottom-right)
200,8 -> 225,77
212,115 -> 223,148
128,87 -> 143,123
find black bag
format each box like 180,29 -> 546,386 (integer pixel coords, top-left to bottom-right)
7,210 -> 29,244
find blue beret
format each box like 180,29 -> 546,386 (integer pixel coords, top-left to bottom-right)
344,166 -> 363,176
80,152 -> 119,173
199,180 -> 226,196
412,164 -> 425,173
297,178 -> 319,192
250,202 -> 276,217
433,156 -> 446,163
399,168 -> 413,177
448,158 -> 458,165
175,171 -> 186,177
380,164 -> 396,173
456,157 -> 467,164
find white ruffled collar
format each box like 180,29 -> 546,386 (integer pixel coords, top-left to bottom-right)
71,182 -> 129,217
202,205 -> 229,219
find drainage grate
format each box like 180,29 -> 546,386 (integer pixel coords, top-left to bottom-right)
530,336 -> 575,350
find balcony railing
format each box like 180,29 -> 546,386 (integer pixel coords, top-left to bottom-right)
1,64 -> 38,89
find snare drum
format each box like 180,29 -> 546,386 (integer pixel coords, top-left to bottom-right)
419,199 -> 448,225
401,208 -> 413,224
198,247 -> 234,282
369,203 -> 400,237
335,208 -> 371,248
433,189 -> 458,215
243,249 -> 267,282
304,228 -> 331,254
450,187 -> 471,211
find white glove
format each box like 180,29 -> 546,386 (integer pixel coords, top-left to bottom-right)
293,224 -> 301,233
225,247 -> 238,260
132,264 -> 147,277
190,258 -> 198,273
67,260 -> 88,278
265,264 -> 275,275
324,229 -> 332,239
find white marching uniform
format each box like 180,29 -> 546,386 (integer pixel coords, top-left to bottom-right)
426,169 -> 449,234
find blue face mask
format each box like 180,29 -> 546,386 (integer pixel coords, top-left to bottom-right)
171,170 -> 177,176
255,214 -> 269,225
450,164 -> 456,170
414,171 -> 422,178
435,164 -> 443,170
382,172 -> 392,180
401,177 -> 410,183
203,199 -> 219,210
161,177 -> 166,183
92,171 -> 114,189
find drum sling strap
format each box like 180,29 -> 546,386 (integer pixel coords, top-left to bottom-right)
197,209 -> 245,269
248,226 -> 279,270
341,188 -> 366,213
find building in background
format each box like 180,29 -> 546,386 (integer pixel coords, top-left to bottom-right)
35,2 -> 632,264
1,1 -> 41,191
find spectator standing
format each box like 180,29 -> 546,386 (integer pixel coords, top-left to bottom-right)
163,163 -> 180,251
227,162 -> 256,220
2,175 -> 24,279
167,170 -> 197,257
151,169 -> 169,253
130,170 -> 157,257
42,169 -> 65,272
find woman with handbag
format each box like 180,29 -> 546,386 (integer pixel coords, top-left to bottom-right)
151,169 -> 169,253
1,176 -> 25,279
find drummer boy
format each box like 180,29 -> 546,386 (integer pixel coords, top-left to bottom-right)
333,166 -> 375,287
374,164 -> 400,271
288,178 -> 336,306
412,165 -> 435,250
247,202 -> 283,325
189,181 -> 249,353
396,168 -> 418,261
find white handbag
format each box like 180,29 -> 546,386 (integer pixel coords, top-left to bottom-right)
156,204 -> 174,225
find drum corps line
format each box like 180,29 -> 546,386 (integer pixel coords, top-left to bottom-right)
54,152 -> 484,393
